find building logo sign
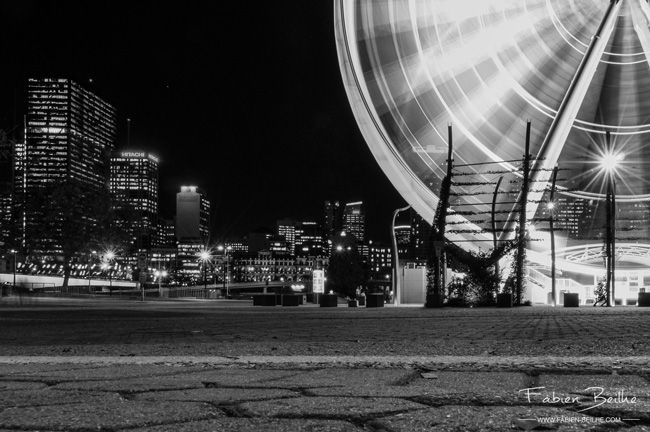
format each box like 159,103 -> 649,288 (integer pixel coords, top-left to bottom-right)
313,269 -> 324,294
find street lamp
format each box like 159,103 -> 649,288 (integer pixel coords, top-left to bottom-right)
87,250 -> 97,291
9,249 -> 17,295
600,143 -> 623,307
154,270 -> 168,297
103,250 -> 116,292
217,245 -> 232,298
198,250 -> 211,290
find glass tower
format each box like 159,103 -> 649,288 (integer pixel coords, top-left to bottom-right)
23,78 -> 116,255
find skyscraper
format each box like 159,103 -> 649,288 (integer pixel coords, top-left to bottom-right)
175,186 -> 211,281
110,151 -> 159,250
277,218 -> 296,255
0,132 -> 14,249
23,78 -> 116,255
294,221 -> 325,257
343,201 -> 365,243
175,186 -> 210,242
324,200 -> 343,239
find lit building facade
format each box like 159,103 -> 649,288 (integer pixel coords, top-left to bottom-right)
343,201 -> 365,243
110,151 -> 159,250
277,218 -> 296,255
394,224 -> 411,258
0,133 -> 14,249
324,200 -> 343,239
369,241 -> 392,279
155,218 -> 176,249
23,78 -> 116,255
295,221 -> 325,257
175,186 -> 210,242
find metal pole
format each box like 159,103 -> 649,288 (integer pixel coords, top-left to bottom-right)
491,176 -> 504,281
226,250 -> 230,298
499,0 -> 622,241
549,165 -> 559,307
611,178 -> 616,307
515,121 -> 531,305
12,251 -> 16,294
391,204 -> 411,306
606,181 -> 612,307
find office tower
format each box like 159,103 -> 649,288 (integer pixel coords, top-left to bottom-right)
409,209 -> 430,261
175,186 -> 210,242
369,241 -> 392,279
277,218 -> 296,255
343,201 -> 365,243
324,200 -> 343,239
155,218 -> 177,249
0,132 -> 14,248
393,224 -> 411,258
110,151 -> 159,250
23,78 -> 116,255
295,221 -> 325,257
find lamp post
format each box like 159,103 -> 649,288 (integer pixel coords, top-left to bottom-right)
104,251 -> 115,291
548,165 -> 559,307
600,137 -> 622,308
199,250 -> 211,291
155,270 -> 168,297
217,245 -> 232,298
87,250 -> 97,291
390,204 -> 411,306
10,249 -> 17,295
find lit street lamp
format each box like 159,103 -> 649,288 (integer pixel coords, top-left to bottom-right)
154,270 -> 168,297
600,138 -> 622,308
217,245 -> 232,298
9,249 -> 17,295
87,250 -> 97,290
198,250 -> 211,290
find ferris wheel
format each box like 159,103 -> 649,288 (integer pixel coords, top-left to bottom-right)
335,0 -> 650,248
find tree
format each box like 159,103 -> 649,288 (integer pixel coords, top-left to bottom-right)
445,240 -> 515,306
28,180 -> 111,288
327,248 -> 365,299
426,125 -> 453,308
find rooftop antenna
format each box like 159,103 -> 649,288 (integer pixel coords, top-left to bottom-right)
127,118 -> 132,147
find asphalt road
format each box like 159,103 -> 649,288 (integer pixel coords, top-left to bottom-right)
1,297 -> 649,357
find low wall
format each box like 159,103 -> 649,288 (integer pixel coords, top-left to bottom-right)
0,273 -> 135,288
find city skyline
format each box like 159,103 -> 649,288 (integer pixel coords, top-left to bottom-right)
0,1 -> 406,241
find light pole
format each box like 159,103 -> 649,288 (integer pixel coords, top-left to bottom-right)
217,245 -> 232,298
548,165 -> 559,307
600,140 -> 622,307
199,250 -> 211,291
155,270 -> 168,297
104,250 -> 115,292
87,250 -> 97,291
10,249 -> 17,295
390,204 -> 411,306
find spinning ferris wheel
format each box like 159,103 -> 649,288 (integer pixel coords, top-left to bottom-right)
335,0 -> 650,250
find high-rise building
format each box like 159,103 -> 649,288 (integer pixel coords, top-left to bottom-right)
295,221 -> 325,257
343,201 -> 365,243
277,218 -> 296,255
369,241 -> 392,279
110,151 -> 159,250
410,209 -> 430,261
155,218 -> 177,249
23,78 -> 116,255
324,200 -> 343,239
175,186 -> 210,242
394,224 -> 411,258
0,132 -> 14,249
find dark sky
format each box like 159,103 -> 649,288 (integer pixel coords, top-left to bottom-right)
0,1 -> 406,242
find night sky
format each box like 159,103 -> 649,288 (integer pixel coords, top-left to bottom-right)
0,1 -> 406,242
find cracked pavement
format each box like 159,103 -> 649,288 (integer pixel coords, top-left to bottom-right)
0,298 -> 649,431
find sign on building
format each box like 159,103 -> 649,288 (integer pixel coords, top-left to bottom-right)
313,269 -> 324,294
